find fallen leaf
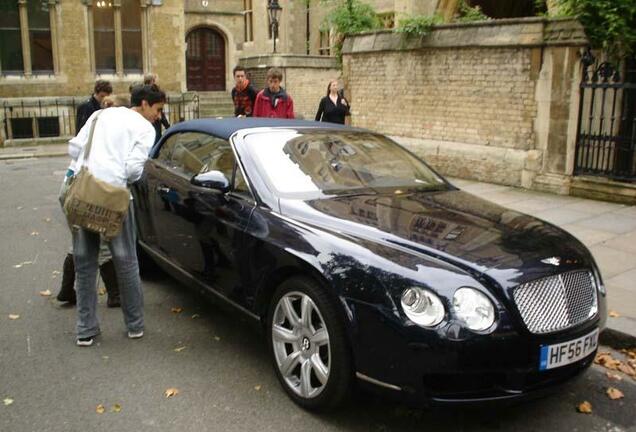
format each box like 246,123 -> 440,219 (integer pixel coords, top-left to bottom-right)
606,372 -> 623,381
13,264 -> 23,269
102,356 -> 109,360
214,336 -> 221,341
595,353 -> 622,370
171,307 -> 183,314
30,231 -> 39,236
191,314 -> 200,319
164,388 -> 179,398
52,271 -> 60,275
3,398 -> 14,406
254,385 -> 261,391
39,290 -> 52,297
8,314 -> 20,320
13,261 -> 33,269
174,346 -> 186,353
577,401 -> 592,414
32,207 -> 38,211
111,403 -> 122,413
44,218 -> 51,223
96,404 -> 105,414
608,310 -> 620,318
16,206 -> 23,210
98,287 -> 106,296
618,363 -> 636,376
606,387 -> 624,400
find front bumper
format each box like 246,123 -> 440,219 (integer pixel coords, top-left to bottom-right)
349,300 -> 601,406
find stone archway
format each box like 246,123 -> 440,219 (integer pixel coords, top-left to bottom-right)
186,27 -> 226,91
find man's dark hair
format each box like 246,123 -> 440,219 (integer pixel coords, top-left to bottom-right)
94,79 -> 113,95
233,65 -> 246,76
130,84 -> 166,107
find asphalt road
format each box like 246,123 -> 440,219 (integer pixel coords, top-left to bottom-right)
1,158 -> 635,432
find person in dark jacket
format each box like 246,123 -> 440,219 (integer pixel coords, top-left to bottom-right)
144,74 -> 170,143
253,68 -> 295,119
75,80 -> 112,132
231,65 -> 257,117
315,79 -> 350,124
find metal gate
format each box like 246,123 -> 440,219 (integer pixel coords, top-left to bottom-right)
574,51 -> 636,181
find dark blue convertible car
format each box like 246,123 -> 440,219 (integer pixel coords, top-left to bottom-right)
132,118 -> 606,410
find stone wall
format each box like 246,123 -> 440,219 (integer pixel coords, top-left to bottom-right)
342,18 -> 587,190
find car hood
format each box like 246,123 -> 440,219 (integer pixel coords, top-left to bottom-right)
279,190 -> 595,290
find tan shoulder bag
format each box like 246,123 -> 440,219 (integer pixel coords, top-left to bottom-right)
63,111 -> 131,240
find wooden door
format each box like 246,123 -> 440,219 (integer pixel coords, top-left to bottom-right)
186,28 -> 226,91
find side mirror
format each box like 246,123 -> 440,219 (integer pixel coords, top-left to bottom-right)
191,170 -> 230,193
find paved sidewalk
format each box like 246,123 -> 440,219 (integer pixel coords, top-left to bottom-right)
1,146 -> 632,344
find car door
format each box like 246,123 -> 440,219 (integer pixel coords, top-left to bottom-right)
149,131 -> 256,298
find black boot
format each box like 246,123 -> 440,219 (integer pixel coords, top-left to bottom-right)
56,253 -> 76,304
99,260 -> 120,308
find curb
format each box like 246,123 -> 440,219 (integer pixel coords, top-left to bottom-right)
0,151 -> 67,161
600,316 -> 636,349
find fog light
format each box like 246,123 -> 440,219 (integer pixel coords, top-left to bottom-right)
401,287 -> 445,327
452,287 -> 495,331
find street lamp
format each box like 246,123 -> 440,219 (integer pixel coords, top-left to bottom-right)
267,0 -> 282,53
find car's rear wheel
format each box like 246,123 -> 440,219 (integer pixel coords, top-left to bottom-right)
267,276 -> 352,410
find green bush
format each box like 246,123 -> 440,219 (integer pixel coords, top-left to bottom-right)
454,0 -> 490,23
394,14 -> 443,38
321,0 -> 381,61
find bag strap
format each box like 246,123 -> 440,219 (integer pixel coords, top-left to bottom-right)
83,110 -> 103,163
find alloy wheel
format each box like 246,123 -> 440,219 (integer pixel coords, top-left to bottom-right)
271,291 -> 331,399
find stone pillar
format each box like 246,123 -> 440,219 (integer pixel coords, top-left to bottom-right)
113,0 -> 124,77
18,0 -> 32,77
49,0 -> 61,75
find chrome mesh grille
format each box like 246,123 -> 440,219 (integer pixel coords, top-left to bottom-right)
512,270 -> 598,334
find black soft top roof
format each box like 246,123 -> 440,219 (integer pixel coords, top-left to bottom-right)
164,117 -> 349,141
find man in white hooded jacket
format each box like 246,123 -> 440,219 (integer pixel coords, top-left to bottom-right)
69,84 -> 165,346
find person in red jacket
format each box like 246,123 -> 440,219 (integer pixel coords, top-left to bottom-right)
253,67 -> 295,119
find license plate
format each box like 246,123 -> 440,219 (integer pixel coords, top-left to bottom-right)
539,328 -> 599,371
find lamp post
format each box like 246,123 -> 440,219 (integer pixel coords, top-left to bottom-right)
267,0 -> 282,53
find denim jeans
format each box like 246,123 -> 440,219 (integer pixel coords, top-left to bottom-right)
72,204 -> 143,338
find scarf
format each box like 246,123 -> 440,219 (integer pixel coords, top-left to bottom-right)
235,79 -> 250,93
263,87 -> 287,109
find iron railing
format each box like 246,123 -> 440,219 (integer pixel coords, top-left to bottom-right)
1,93 -> 199,143
574,51 -> 636,181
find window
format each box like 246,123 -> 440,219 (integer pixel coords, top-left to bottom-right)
319,30 -> 330,56
243,0 -> 253,42
91,0 -> 143,75
0,0 -> 56,76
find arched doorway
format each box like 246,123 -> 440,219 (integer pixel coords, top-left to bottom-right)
186,27 -> 226,91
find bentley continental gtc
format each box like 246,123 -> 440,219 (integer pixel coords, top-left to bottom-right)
132,118 -> 607,410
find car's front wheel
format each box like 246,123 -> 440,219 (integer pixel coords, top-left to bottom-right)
267,276 -> 352,410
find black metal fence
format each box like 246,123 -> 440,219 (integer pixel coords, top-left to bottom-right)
1,93 -> 199,143
574,51 -> 636,181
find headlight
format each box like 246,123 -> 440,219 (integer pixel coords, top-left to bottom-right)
401,287 -> 445,327
452,287 -> 495,331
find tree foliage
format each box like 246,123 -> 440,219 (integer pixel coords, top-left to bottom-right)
454,0 -> 491,23
394,14 -> 443,38
546,0 -> 636,58
321,0 -> 381,60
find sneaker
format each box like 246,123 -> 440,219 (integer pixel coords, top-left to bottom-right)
127,330 -> 144,339
77,336 -> 94,347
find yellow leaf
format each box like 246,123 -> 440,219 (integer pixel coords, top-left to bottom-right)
254,385 -> 261,391
30,231 -> 39,236
96,404 -> 105,414
606,387 -> 624,400
606,372 -> 623,381
39,290 -> 52,297
112,404 -> 122,413
174,346 -> 186,353
8,314 -> 20,320
618,363 -> 636,377
171,307 -> 183,314
98,287 -> 106,296
3,398 -> 14,406
164,388 -> 180,398
608,310 -> 620,318
595,353 -> 622,370
576,401 -> 592,414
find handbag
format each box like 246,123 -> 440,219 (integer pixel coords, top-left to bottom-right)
63,111 -> 131,240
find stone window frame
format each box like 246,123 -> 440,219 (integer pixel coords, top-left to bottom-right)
0,0 -> 61,78
319,29 -> 330,56
243,0 -> 253,43
83,0 -> 151,78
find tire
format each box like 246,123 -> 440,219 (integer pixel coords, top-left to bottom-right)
266,276 -> 353,411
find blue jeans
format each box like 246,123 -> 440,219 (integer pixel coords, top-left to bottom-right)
72,205 -> 143,338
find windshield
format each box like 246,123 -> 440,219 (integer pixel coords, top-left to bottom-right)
243,130 -> 449,198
